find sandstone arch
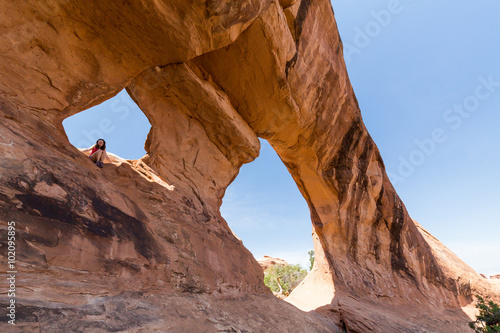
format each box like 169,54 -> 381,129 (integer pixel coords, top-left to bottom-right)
0,0 -> 498,332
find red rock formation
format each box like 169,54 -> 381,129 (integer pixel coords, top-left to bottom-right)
0,0 -> 498,332
258,256 -> 289,271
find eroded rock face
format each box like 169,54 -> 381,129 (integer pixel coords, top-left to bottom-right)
0,0 -> 498,332
0,0 -> 273,119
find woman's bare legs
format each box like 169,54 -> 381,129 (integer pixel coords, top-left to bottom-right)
102,150 -> 111,163
89,150 -> 103,162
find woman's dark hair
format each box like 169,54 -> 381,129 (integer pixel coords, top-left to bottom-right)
93,138 -> 106,151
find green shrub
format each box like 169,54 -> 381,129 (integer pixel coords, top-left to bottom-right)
264,263 -> 307,296
308,250 -> 315,271
469,294 -> 500,332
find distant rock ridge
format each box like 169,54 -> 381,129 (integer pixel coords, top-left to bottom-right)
257,256 -> 289,271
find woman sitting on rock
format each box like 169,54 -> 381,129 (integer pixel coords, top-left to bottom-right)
82,138 -> 111,168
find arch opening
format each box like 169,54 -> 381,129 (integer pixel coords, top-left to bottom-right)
221,138 -> 315,289
62,89 -> 151,161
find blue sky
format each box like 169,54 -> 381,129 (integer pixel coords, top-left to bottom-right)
333,0 -> 500,275
63,0 -> 500,275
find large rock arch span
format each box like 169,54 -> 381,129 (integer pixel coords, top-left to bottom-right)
0,0 -> 498,332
